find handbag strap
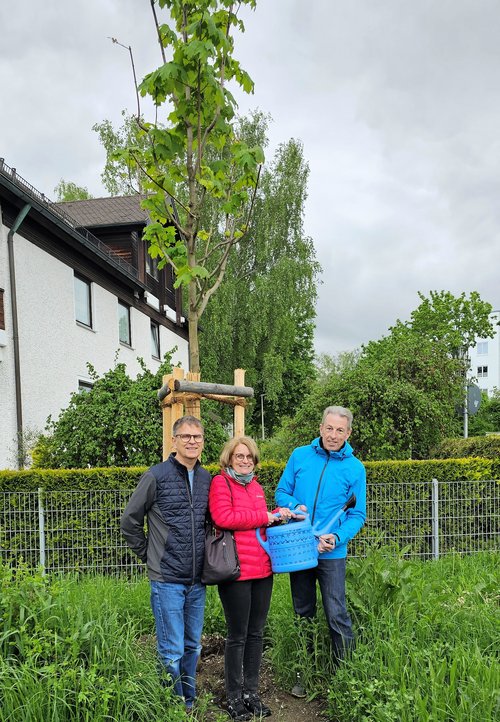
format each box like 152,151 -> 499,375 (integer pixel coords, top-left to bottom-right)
207,473 -> 234,527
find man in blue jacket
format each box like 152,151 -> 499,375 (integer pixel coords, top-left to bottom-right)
121,415 -> 211,712
275,405 -> 366,693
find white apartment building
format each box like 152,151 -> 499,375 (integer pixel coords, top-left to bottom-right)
0,160 -> 189,469
468,310 -> 500,396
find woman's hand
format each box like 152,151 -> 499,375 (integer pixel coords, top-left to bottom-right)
266,508 -> 306,526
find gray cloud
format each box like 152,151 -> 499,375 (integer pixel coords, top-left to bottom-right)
2,0 -> 499,357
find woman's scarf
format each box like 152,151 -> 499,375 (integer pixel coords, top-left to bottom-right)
224,466 -> 254,486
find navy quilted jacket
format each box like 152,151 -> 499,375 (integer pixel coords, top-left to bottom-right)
121,453 -> 211,583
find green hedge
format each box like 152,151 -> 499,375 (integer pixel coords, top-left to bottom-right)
3,457 -> 499,492
431,435 -> 500,459
1,459 -> 498,570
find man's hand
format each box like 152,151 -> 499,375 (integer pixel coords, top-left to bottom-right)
317,534 -> 336,553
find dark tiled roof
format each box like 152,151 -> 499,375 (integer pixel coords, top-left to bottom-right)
55,195 -> 149,228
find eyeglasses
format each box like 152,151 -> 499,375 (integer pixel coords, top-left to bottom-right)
233,453 -> 254,462
175,433 -> 204,443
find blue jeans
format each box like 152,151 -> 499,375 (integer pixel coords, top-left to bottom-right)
150,581 -> 206,707
290,557 -> 354,663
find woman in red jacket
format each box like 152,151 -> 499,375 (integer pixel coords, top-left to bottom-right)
209,436 -> 296,721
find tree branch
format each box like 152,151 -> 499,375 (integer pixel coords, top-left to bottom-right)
109,38 -> 145,127
150,0 -> 167,64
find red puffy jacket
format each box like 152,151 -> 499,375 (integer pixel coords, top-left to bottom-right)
208,470 -> 272,581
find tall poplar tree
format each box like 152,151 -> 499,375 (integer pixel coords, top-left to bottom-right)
199,117 -> 320,434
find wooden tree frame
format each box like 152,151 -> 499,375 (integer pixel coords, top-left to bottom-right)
157,368 -> 254,459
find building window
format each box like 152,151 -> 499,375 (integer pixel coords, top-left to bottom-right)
118,301 -> 131,345
0,288 -> 5,330
477,341 -> 488,355
146,253 -> 160,281
74,274 -> 92,327
78,380 -> 93,392
477,366 -> 488,378
151,321 -> 160,359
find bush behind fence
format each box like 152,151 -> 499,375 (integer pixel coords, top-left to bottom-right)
1,459 -> 498,572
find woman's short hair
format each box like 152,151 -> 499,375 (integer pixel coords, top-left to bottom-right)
219,435 -> 260,468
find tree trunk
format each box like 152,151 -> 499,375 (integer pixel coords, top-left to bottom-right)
188,279 -> 200,373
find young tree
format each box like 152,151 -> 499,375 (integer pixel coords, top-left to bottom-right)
117,0 -> 263,373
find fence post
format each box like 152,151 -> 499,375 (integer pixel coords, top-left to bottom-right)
431,478 -> 439,560
38,487 -> 46,574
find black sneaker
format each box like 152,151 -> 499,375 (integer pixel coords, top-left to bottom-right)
243,692 -> 272,717
227,698 -> 252,721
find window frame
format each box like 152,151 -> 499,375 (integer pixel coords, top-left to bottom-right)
151,320 -> 160,359
74,274 -> 93,328
118,300 -> 132,346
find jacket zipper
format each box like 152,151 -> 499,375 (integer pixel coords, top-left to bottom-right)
185,470 -> 196,583
311,458 -> 329,525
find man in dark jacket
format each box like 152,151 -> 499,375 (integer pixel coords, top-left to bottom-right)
121,415 -> 211,711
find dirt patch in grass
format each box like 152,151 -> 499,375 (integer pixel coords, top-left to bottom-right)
197,634 -> 329,721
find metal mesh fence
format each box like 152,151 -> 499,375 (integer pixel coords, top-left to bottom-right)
0,479 -> 498,573
0,489 -> 141,574
351,478 -> 499,558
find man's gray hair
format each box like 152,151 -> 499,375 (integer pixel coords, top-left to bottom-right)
322,405 -> 353,429
172,415 -> 204,436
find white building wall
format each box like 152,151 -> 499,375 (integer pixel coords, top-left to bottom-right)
468,310 -> 500,396
0,223 -> 188,469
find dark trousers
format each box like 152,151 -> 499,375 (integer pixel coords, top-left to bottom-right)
218,576 -> 273,698
290,557 -> 354,663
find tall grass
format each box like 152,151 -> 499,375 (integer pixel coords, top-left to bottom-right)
0,567 -> 217,721
266,550 -> 500,721
1,553 -> 498,721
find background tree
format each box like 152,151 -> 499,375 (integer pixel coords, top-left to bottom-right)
402,290 -> 494,358
116,0 -> 263,373
199,119 -> 320,434
265,291 -> 492,461
92,111 -> 147,195
467,389 -> 500,436
34,354 -> 226,468
54,180 -> 93,201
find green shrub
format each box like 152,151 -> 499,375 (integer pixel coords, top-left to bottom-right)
431,434 -> 500,459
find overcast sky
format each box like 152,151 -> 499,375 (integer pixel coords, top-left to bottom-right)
2,0 -> 500,356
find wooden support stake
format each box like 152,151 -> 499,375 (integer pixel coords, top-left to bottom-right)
163,367 -> 185,460
162,373 -> 173,461
184,372 -> 201,419
233,368 -> 245,437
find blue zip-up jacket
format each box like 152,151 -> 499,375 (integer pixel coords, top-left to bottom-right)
275,438 -> 366,559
